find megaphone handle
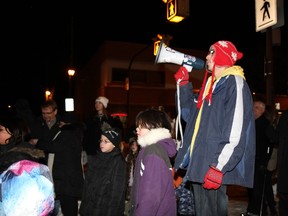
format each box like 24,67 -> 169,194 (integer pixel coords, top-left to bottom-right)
183,65 -> 193,72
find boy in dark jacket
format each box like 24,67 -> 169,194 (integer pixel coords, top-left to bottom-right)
79,123 -> 127,216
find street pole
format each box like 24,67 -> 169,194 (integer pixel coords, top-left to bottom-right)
265,27 -> 274,107
126,44 -> 151,125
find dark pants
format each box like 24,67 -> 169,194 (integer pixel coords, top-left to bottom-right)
278,192 -> 288,216
263,170 -> 277,214
59,194 -> 79,216
247,166 -> 265,214
192,183 -> 227,216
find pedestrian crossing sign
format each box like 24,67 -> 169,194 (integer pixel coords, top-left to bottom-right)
255,0 -> 277,32
166,0 -> 189,23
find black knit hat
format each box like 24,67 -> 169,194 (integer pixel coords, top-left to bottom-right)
101,122 -> 121,146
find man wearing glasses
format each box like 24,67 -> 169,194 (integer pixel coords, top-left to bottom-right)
30,99 -> 62,216
30,99 -> 59,163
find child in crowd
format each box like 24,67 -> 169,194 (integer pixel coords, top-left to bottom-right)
124,137 -> 140,215
79,123 -> 127,216
130,109 -> 177,216
0,116 -> 54,216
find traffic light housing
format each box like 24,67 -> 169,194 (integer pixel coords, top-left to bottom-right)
167,0 -> 189,23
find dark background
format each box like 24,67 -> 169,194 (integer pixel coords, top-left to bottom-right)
1,0 -> 287,115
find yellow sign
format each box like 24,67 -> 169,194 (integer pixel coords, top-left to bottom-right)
167,0 -> 177,20
154,40 -> 161,56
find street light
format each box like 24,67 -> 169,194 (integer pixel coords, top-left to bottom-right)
45,90 -> 51,101
66,69 -> 75,112
68,69 -> 75,77
67,69 -> 75,97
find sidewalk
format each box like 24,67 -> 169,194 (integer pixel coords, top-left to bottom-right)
228,185 -> 279,216
228,185 -> 248,215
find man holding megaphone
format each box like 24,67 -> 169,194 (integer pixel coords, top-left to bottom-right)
166,40 -> 256,216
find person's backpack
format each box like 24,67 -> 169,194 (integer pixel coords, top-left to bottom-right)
175,178 -> 196,216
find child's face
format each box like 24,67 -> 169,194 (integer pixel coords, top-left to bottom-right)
130,142 -> 138,152
136,126 -> 150,138
99,135 -> 115,153
0,125 -> 11,145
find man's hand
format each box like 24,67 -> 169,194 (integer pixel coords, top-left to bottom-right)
174,66 -> 189,86
203,166 -> 223,190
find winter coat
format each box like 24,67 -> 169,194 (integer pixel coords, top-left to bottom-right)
0,141 -> 45,173
125,149 -> 139,201
254,114 -> 271,169
174,68 -> 256,188
79,147 -> 127,216
36,123 -> 84,198
276,110 -> 288,193
130,128 -> 177,216
33,115 -> 62,164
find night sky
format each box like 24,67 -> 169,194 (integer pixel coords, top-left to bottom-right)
2,0 -> 287,114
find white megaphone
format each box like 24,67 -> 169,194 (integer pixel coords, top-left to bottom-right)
155,41 -> 205,72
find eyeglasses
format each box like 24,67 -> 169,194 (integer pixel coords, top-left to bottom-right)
208,49 -> 215,55
42,110 -> 54,115
136,125 -> 150,131
100,139 -> 111,144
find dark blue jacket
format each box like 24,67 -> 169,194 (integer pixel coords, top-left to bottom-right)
174,68 -> 256,188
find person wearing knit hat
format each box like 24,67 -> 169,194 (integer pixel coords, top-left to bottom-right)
173,40 -> 255,215
95,96 -> 109,108
82,96 -> 123,166
79,122 -> 127,216
100,122 -> 122,150
197,40 -> 244,108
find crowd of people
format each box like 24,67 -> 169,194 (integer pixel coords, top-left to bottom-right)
0,40 -> 287,216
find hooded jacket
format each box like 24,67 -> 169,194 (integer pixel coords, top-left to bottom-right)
130,128 -> 177,216
276,110 -> 288,193
174,66 -> 256,188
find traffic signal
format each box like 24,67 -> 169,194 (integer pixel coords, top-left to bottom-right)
166,0 -> 189,23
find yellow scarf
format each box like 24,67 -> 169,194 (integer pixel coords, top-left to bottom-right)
190,66 -> 245,156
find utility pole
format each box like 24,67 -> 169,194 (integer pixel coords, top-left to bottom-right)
265,27 -> 274,107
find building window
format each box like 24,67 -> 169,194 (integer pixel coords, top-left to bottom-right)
112,69 -> 126,82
